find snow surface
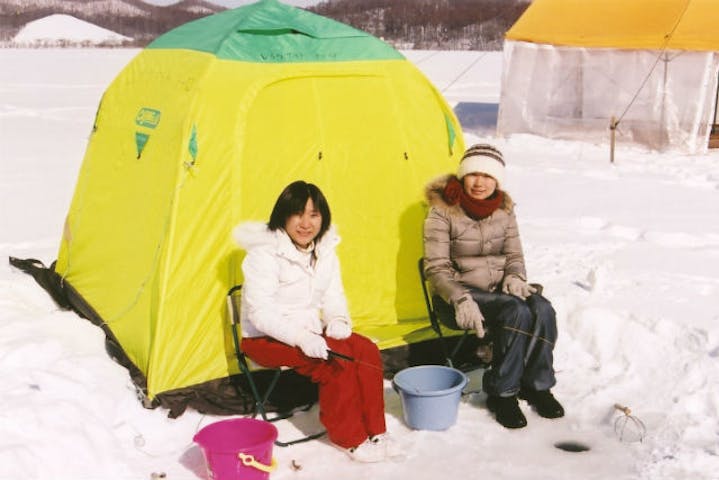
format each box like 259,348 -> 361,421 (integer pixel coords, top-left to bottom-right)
1,45 -> 719,480
12,14 -> 131,45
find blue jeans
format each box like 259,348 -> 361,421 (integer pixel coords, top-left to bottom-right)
468,289 -> 558,397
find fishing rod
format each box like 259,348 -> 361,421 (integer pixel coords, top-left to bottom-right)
327,350 -> 384,371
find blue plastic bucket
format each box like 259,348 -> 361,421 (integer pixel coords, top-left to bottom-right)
392,365 -> 468,431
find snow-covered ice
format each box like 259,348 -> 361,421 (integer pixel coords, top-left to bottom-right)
1,44 -> 718,480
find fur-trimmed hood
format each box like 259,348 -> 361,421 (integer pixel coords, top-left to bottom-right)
424,174 -> 514,217
422,174 -> 527,299
232,221 -> 349,346
233,221 -> 340,259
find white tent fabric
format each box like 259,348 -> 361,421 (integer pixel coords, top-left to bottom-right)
497,40 -> 719,154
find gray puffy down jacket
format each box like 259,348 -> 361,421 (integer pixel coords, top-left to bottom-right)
423,174 -> 527,303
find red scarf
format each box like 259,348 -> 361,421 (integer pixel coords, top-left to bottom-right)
443,176 -> 504,220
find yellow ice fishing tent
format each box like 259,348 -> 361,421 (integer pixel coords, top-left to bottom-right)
497,0 -> 719,154
37,0 -> 463,414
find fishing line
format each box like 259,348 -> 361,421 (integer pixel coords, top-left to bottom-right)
501,325 -> 555,346
328,350 -> 384,371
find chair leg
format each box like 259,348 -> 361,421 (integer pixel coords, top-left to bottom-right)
448,331 -> 471,368
274,429 -> 327,447
253,369 -> 293,422
431,320 -> 455,368
240,358 -> 326,446
231,324 -> 325,446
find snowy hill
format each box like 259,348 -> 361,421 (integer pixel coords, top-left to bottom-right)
0,0 -> 223,45
12,14 -> 132,47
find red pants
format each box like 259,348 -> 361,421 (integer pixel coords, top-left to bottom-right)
241,333 -> 386,449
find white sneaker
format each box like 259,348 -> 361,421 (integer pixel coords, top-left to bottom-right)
346,439 -> 386,463
369,433 -> 403,458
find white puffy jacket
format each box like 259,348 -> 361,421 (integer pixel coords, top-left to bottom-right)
233,222 -> 351,347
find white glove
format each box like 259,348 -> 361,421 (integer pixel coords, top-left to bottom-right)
325,318 -> 352,339
453,294 -> 486,338
297,331 -> 328,359
502,275 -> 537,300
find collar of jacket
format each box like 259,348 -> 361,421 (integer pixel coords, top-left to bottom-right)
424,173 -> 514,217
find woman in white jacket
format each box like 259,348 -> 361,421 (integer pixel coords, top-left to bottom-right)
234,180 -> 395,463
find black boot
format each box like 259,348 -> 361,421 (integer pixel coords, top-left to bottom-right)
520,389 -> 564,419
486,395 -> 527,429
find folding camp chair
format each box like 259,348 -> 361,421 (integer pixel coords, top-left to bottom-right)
419,257 -> 543,370
418,258 -> 488,369
227,285 -> 326,447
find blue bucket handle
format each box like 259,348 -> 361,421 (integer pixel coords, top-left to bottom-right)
392,366 -> 469,396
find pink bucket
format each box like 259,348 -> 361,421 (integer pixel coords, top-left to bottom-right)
193,418 -> 278,480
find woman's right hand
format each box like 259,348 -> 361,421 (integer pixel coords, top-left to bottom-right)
453,294 -> 486,338
297,331 -> 329,359
502,275 -> 537,300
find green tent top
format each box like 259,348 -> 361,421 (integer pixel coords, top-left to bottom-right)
148,0 -> 404,63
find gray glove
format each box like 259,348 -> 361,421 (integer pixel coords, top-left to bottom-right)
297,331 -> 328,359
502,275 -> 537,300
453,294 -> 486,338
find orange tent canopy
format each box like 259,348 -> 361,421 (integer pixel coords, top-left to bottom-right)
506,0 -> 719,51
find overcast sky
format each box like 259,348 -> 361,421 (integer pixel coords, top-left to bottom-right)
142,0 -> 323,7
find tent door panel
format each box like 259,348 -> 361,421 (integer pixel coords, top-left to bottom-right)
237,75 -> 408,324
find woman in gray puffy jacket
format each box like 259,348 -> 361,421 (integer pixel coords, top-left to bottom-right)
423,144 -> 564,429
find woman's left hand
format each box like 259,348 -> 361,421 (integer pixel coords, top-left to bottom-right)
325,318 -> 352,339
502,275 -> 537,300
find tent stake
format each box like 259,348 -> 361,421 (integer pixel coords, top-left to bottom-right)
609,116 -> 618,163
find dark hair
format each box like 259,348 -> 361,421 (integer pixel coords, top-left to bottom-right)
268,180 -> 332,241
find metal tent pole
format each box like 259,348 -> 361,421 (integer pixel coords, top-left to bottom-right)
713,68 -> 719,133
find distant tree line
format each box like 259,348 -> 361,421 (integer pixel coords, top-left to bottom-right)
308,0 -> 530,50
0,0 -> 222,45
0,0 -> 529,49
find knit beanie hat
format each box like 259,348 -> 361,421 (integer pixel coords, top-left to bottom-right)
456,144 -> 505,188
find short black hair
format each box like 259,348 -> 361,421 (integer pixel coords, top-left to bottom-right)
268,180 -> 332,241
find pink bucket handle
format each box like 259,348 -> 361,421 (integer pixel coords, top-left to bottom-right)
238,453 -> 277,474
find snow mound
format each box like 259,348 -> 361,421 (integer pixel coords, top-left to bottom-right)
12,14 -> 131,46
